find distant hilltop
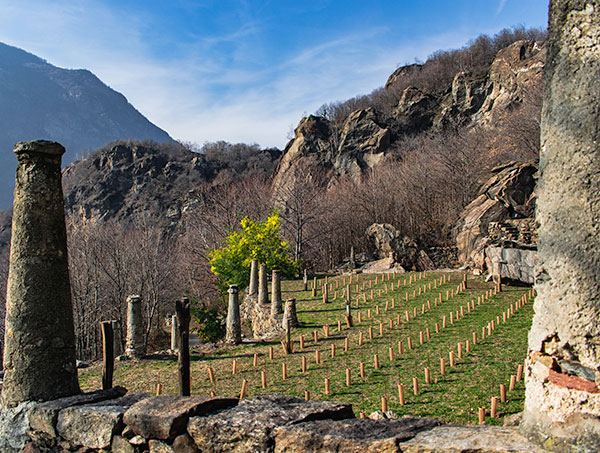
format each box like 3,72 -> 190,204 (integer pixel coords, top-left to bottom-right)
0,42 -> 173,209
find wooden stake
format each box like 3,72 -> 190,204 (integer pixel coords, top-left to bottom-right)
345,337 -> 349,352
282,362 -> 287,380
324,377 -> 330,395
305,390 -> 310,401
323,324 -> 330,338
509,375 -> 516,392
440,358 -> 446,375
517,364 -> 524,381
413,377 -> 419,395
473,332 -> 477,345
300,335 -> 305,350
398,383 -> 405,405
426,327 -> 431,339
369,326 -> 373,340
346,368 -> 351,386
269,346 -> 274,360
239,379 -> 248,400
360,362 -> 365,379
331,344 -> 336,359
101,321 -> 114,391
313,330 -> 319,344
407,336 -> 413,350
253,353 -> 259,367
457,342 -> 463,359
466,339 -> 471,353
374,354 -> 380,370
478,407 -> 485,424
425,367 -> 431,384
419,331 -> 424,345
232,358 -> 238,374
491,396 -> 499,418
382,396 -> 388,412
315,350 -> 320,364
500,383 -> 507,403
208,367 -> 216,384
302,356 -> 307,373
261,370 -> 267,388
435,323 -> 440,334
389,347 -> 394,361
155,383 -> 162,396
359,332 -> 364,346
449,351 -> 455,367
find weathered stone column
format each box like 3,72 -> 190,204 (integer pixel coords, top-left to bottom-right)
249,259 -> 258,298
282,298 -> 299,328
225,285 -> 242,344
521,2 -> 600,450
2,140 -> 80,407
271,270 -> 283,315
258,263 -> 269,305
125,295 -> 144,359
170,314 -> 178,351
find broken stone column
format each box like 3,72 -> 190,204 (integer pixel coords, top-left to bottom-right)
249,259 -> 258,298
521,2 -> 600,450
282,299 -> 299,328
225,285 -> 242,344
258,263 -> 269,305
271,270 -> 283,315
125,295 -> 144,359
1,140 -> 80,407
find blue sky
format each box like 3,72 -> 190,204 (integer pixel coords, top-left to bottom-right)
0,0 -> 549,149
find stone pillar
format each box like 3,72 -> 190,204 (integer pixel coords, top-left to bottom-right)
170,314 -> 178,351
282,299 -> 299,328
225,285 -> 242,344
349,246 -> 356,269
271,270 -> 283,315
125,295 -> 144,359
258,263 -> 269,305
249,259 -> 258,298
2,141 -> 80,407
303,269 -> 308,291
521,2 -> 600,450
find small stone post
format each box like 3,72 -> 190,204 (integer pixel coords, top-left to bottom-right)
282,298 -> 299,328
303,269 -> 308,291
125,295 -> 144,359
225,285 -> 242,344
249,259 -> 258,298
521,2 -> 600,450
271,270 -> 283,315
170,314 -> 178,351
2,140 -> 80,407
258,263 -> 269,305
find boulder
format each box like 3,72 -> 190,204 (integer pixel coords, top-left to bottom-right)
365,223 -> 434,271
273,417 -> 441,452
485,246 -> 536,284
455,161 -> 537,270
0,401 -> 36,453
123,396 -> 238,440
187,394 -> 354,453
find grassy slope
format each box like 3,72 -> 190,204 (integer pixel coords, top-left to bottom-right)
79,271 -> 533,425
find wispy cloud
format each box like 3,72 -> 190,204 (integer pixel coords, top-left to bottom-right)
497,0 -> 508,15
0,1 -> 494,149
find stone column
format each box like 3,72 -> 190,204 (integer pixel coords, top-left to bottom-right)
521,2 -> 600,450
271,270 -> 283,315
225,285 -> 242,344
1,140 -> 80,407
258,263 -> 269,305
249,259 -> 258,298
170,314 -> 178,351
282,298 -> 299,328
125,295 -> 144,359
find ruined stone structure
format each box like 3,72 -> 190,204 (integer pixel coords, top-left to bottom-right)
521,2 -> 600,451
125,295 -> 144,359
282,298 -> 299,329
2,140 -> 80,407
225,285 -> 242,344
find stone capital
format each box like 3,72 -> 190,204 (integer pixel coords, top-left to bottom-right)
14,140 -> 65,160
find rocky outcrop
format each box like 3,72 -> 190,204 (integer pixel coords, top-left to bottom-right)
365,223 -> 435,272
455,161 -> 537,271
485,246 -> 536,284
394,87 -> 439,132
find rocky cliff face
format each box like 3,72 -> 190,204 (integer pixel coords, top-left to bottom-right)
273,40 -> 545,192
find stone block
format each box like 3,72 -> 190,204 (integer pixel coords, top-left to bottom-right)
0,401 -> 36,453
28,386 -> 127,439
400,425 -> 544,452
124,396 -> 238,440
188,394 -> 354,452
56,393 -> 148,449
273,416 -> 440,452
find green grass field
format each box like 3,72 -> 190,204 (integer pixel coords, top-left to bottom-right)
79,271 -> 534,425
